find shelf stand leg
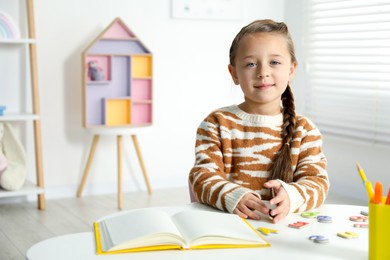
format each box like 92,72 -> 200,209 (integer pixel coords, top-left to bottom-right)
77,134 -> 152,209
77,135 -> 100,198
117,135 -> 123,210
131,134 -> 152,194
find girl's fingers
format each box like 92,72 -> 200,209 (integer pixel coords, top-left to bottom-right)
263,179 -> 282,189
239,205 -> 261,220
233,208 -> 248,219
234,199 -> 263,220
270,193 -> 283,206
270,200 -> 289,223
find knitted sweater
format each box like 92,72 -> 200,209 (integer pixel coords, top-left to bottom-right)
189,105 -> 329,215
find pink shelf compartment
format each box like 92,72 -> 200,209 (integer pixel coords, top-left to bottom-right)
101,20 -> 135,39
86,55 -> 112,82
131,103 -> 152,124
131,79 -> 152,101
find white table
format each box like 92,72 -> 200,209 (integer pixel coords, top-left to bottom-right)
26,203 -> 368,260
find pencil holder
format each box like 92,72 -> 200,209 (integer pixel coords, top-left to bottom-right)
369,202 -> 390,260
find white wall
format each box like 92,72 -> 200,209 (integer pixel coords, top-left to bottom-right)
30,0 -> 285,198
285,0 -> 390,204
7,0 -> 386,205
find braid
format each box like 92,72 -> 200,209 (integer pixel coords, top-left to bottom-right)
282,85 -> 296,145
269,85 -> 296,183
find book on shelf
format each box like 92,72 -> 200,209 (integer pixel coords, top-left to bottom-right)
93,208 -> 270,254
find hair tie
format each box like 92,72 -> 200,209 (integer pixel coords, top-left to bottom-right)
285,142 -> 290,147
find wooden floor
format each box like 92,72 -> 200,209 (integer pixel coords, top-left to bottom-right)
0,187 -> 191,260
0,187 -> 365,260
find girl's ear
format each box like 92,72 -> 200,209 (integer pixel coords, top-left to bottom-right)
228,64 -> 239,85
289,62 -> 297,81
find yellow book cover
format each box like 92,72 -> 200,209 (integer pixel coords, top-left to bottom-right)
93,208 -> 270,254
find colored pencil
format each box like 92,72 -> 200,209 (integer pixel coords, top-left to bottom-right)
356,162 -> 368,183
386,188 -> 390,205
356,162 -> 374,200
372,182 -> 383,204
365,181 -> 375,200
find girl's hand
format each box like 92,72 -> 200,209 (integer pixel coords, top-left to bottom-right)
263,180 -> 290,223
233,193 -> 269,220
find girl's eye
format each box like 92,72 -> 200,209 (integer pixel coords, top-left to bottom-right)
246,62 -> 257,68
271,60 -> 281,65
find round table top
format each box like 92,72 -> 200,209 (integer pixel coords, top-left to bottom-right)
27,203 -> 369,260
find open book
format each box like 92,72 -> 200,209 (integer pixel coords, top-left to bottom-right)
93,208 -> 270,254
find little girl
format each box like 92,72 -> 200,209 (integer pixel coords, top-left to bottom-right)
189,19 -> 329,223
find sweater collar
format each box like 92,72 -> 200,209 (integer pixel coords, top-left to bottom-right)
226,105 -> 284,125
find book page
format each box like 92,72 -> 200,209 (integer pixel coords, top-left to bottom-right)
99,208 -> 185,252
171,210 -> 268,248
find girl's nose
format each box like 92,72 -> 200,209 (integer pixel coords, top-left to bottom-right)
257,66 -> 270,78
257,73 -> 270,79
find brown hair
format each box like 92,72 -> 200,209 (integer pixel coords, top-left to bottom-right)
229,19 -> 297,183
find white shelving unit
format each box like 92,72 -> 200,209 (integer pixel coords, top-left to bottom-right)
0,0 -> 45,209
0,114 -> 39,121
0,180 -> 44,199
0,38 -> 35,44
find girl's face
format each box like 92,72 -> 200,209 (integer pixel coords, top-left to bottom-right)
228,32 -> 297,115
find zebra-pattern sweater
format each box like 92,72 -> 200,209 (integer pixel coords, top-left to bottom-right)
189,105 -> 329,215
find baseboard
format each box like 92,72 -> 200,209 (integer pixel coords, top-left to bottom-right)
0,178 -> 187,204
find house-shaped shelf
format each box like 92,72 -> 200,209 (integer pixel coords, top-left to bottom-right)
82,18 -> 152,128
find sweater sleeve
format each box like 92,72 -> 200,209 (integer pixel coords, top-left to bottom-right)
188,118 -> 258,213
282,124 -> 329,214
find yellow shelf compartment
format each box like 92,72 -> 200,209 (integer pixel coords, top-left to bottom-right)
104,97 -> 131,126
131,54 -> 152,78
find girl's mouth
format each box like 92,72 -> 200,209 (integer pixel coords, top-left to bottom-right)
255,83 -> 274,89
